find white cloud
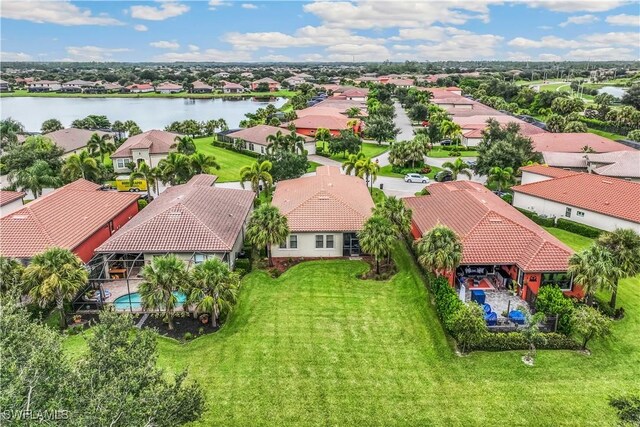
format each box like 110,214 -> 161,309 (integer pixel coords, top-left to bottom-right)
150,40 -> 180,49
402,27 -> 503,60
325,43 -> 391,61
260,54 -> 292,62
566,47 -> 637,60
208,0 -> 232,10
392,45 -> 413,51
606,14 -> 640,26
508,32 -> 638,49
241,3 -> 258,9
538,53 -> 562,61
0,51 -> 33,61
508,36 -> 581,49
134,24 -> 148,32
506,51 -> 532,61
130,1 -> 189,21
154,49 -> 252,62
0,0 -> 122,26
64,46 -> 131,61
188,44 -> 200,52
300,53 -> 324,62
396,27 -> 445,41
526,1 -> 629,12
559,14 -> 599,27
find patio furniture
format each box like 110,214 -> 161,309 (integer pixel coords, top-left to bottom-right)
482,303 -> 492,314
471,290 -> 486,305
485,312 -> 497,326
508,310 -> 525,325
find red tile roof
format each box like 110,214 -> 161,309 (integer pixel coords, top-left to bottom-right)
512,171 -> 640,224
529,133 -> 634,153
519,164 -> 580,178
285,114 -> 354,131
96,180 -> 254,253
0,190 -> 25,207
226,125 -> 312,146
44,128 -> 112,154
272,166 -> 374,232
0,180 -> 139,259
404,181 -> 573,272
111,130 -> 179,158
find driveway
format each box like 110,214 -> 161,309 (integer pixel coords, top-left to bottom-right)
393,100 -> 415,142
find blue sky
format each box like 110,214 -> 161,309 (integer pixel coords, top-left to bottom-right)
1,1 -> 639,62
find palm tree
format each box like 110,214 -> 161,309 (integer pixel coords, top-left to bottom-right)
129,161 -> 160,200
0,256 -> 24,294
157,152 -> 193,185
266,130 -> 286,154
315,127 -> 332,152
346,106 -> 361,118
246,204 -> 289,267
173,135 -> 196,155
358,216 -> 396,274
355,157 -> 380,194
341,152 -> 365,175
12,160 -> 61,199
487,166 -> 516,192
188,258 -> 239,328
415,224 -> 463,277
440,120 -> 462,145
568,245 -> 619,305
374,196 -> 412,236
240,160 -> 273,197
86,133 -> 115,163
0,117 -> 24,147
61,150 -> 101,182
23,247 -> 88,329
597,229 -> 640,309
190,152 -> 220,175
285,130 -> 306,154
138,254 -> 190,330
442,158 -> 473,180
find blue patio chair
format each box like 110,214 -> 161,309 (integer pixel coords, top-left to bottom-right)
482,303 -> 492,314
508,310 -> 526,325
485,312 -> 497,326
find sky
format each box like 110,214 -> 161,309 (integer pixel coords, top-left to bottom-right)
0,0 -> 639,63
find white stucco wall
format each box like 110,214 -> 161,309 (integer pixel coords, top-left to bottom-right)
241,140 -> 316,156
520,171 -> 554,185
271,232 -> 345,258
512,192 -> 640,233
0,199 -> 24,216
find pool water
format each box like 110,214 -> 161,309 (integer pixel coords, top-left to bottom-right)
113,291 -> 187,311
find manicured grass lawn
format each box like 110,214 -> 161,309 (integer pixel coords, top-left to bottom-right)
427,148 -> 478,158
194,137 -> 256,183
323,142 -> 389,162
378,164 -> 443,179
543,227 -> 594,251
64,239 -> 640,426
0,89 -> 296,99
588,128 -> 627,141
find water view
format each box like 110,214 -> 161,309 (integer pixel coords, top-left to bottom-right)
597,86 -> 627,98
0,96 -> 286,132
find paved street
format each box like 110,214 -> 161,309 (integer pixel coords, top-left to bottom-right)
393,100 -> 415,142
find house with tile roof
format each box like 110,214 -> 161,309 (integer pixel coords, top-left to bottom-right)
529,133 -> 634,153
0,190 -> 25,216
222,81 -> 245,93
284,114 -> 360,137
271,166 -> 375,258
96,174 -> 254,269
44,128 -> 113,157
224,125 -> 315,155
191,80 -> 213,93
512,168 -> 640,234
111,130 -> 180,173
250,77 -> 280,92
0,179 -> 139,263
404,181 -> 578,303
519,164 -> 580,185
155,82 -> 183,94
540,151 -> 640,182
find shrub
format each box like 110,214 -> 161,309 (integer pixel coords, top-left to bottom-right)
234,258 -> 251,273
516,208 -> 555,227
269,268 -> 281,278
571,306 -> 612,350
536,286 -> 574,335
449,303 -> 487,352
212,140 -> 260,158
198,327 -> 205,335
183,332 -> 193,341
556,218 -> 603,238
449,149 -> 461,157
469,332 -> 580,351
430,276 -> 463,329
609,394 -> 640,425
420,166 -> 432,174
138,199 -> 148,210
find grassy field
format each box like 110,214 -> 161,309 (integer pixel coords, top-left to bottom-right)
543,227 -> 595,251
323,142 -> 389,162
194,137 -> 256,182
0,89 -> 296,99
427,148 -> 478,158
64,233 -> 640,426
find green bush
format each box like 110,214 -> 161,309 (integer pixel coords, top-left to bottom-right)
137,199 -> 148,210
212,140 -> 260,158
183,332 -> 193,341
516,208 -> 555,227
469,332 -> 580,351
536,285 -> 574,335
609,394 -> 640,425
430,276 -> 463,330
234,258 -> 251,273
556,218 -> 603,238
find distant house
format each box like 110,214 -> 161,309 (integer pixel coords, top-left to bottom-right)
61,79 -> 95,93
250,77 -> 280,92
191,80 -> 213,93
0,179 -> 139,263
512,167 -> 640,234
240,72 -> 254,79
213,72 -> 230,79
0,79 -> 11,92
155,82 -> 183,94
284,114 -> 359,137
110,130 -> 179,173
386,78 -> 414,88
271,166 -> 375,258
126,83 -> 154,93
44,128 -> 114,158
222,81 -> 245,94
528,133 -> 634,153
98,82 -> 124,93
283,76 -> 305,88
339,88 -> 368,102
96,175 -> 254,269
542,151 -> 640,182
224,125 -> 315,155
28,80 -> 61,92
445,86 -> 463,96
0,190 -> 25,216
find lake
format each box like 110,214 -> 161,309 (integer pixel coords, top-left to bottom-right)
597,86 -> 627,98
0,96 -> 286,132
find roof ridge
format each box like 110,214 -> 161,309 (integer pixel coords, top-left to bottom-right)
18,204 -> 56,246
176,198 -> 232,251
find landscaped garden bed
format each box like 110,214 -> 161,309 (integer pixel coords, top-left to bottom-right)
142,313 -> 220,342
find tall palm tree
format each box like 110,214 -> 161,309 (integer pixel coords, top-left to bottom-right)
190,152 -> 220,175
355,157 -> 380,194
374,196 -> 412,236
266,131 -> 286,154
341,152 -> 365,175
246,204 -> 289,267
157,152 -> 193,185
240,160 -> 273,197
415,224 -> 463,277
172,135 -> 196,155
568,245 -> 619,305
315,127 -> 332,152
61,150 -> 101,182
285,130 -> 306,154
188,258 -> 239,328
129,161 -> 159,200
0,256 -> 24,294
0,117 -> 24,147
138,254 -> 189,330
442,158 -> 473,180
23,247 -> 88,329
487,166 -> 516,192
86,133 -> 115,163
358,216 -> 396,274
346,106 -> 361,118
597,229 -> 640,309
12,160 -> 61,199
440,120 -> 462,145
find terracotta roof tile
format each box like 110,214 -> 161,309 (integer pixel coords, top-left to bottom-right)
285,115 -> 354,131
111,130 -> 179,158
529,133 -> 634,153
226,125 -> 312,146
519,164 -> 580,178
0,190 -> 25,207
45,128 -> 112,154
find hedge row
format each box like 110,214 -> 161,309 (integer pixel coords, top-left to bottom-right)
469,332 -> 581,351
579,117 -> 630,136
430,276 -> 463,331
556,218 -> 603,238
516,208 -> 555,227
212,140 -> 260,158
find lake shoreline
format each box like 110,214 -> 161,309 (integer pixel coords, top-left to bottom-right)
0,90 -> 296,99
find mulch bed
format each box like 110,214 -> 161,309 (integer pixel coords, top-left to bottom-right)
360,257 -> 397,280
269,256 -> 353,273
142,313 -> 220,341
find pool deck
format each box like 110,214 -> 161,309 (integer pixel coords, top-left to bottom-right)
102,280 -> 141,306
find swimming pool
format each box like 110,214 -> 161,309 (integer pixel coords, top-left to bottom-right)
112,291 -> 187,311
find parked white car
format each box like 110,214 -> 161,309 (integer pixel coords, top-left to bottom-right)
404,173 -> 429,183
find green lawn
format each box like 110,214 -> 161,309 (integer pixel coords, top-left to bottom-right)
194,137 -> 256,182
378,164 -> 443,179
0,89 -> 296,99
323,142 -> 389,162
587,128 -> 627,141
427,148 -> 478,158
64,239 -> 640,426
543,227 -> 595,251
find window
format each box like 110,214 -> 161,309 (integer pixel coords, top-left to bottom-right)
116,158 -> 131,169
194,254 -> 206,264
577,211 -> 585,217
565,207 -> 572,218
279,240 -> 287,249
249,143 -> 255,151
315,235 -> 324,249
542,273 -> 572,291
108,220 -> 114,233
289,235 -> 298,249
261,146 -> 265,154
326,235 -> 334,249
